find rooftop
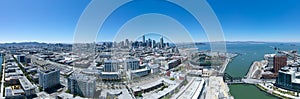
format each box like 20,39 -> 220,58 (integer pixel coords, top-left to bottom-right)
177,78 -> 204,99
69,73 -> 96,82
124,58 -> 139,62
38,68 -> 59,74
131,67 -> 150,73
100,89 -> 132,99
105,60 -> 119,63
19,76 -> 36,91
101,71 -> 121,75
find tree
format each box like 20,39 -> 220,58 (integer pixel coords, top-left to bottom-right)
137,92 -> 143,97
170,78 -> 175,81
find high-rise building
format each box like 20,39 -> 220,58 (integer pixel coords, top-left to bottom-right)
147,38 -> 152,48
160,36 -> 164,48
124,59 -> 140,71
120,41 -> 125,47
68,73 -> 96,98
104,60 -> 119,72
274,55 -> 287,73
125,39 -> 129,47
142,35 -> 146,43
38,68 -> 60,90
152,40 -> 156,48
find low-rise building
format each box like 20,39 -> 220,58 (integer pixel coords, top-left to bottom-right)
162,59 -> 181,70
5,76 -> 21,85
264,54 -> 276,68
19,76 -> 36,96
149,64 -> 160,74
100,72 -> 122,80
74,60 -> 91,68
127,67 -> 150,80
5,86 -> 25,98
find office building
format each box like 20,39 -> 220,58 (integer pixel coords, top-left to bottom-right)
104,60 -> 119,72
145,38 -> 151,48
124,59 -> 140,71
100,72 -> 122,80
160,36 -> 164,48
152,40 -> 156,48
127,67 -> 150,80
17,55 -> 26,63
125,39 -> 129,47
102,60 -> 121,80
38,68 -> 60,90
68,73 -> 96,98
274,55 -> 287,73
275,67 -> 300,92
143,35 -> 146,43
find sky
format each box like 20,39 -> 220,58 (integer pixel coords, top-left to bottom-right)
0,0 -> 300,43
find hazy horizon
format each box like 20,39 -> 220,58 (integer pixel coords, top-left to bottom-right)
1,0 -> 300,43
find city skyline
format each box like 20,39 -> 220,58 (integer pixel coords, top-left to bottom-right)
0,0 -> 300,43
2,0 -> 300,99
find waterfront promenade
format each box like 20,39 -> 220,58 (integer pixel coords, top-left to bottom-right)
257,83 -> 299,99
220,58 -> 230,73
0,55 -> 5,98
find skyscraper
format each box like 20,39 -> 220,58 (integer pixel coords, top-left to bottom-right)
147,38 -> 152,48
125,39 -> 129,47
160,36 -> 164,48
142,35 -> 146,43
152,40 -> 156,48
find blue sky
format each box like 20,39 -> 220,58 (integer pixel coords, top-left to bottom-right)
0,0 -> 90,43
209,0 -> 300,42
0,0 -> 300,43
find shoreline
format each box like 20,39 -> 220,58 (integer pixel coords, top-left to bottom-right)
245,61 -> 256,79
221,53 -> 238,73
255,84 -> 296,99
218,53 -> 239,99
245,60 -> 266,79
241,59 -> 289,99
227,56 -> 278,99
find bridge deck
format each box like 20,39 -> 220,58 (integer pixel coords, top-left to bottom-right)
222,73 -> 261,84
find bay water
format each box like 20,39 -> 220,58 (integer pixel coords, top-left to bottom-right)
197,42 -> 300,99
